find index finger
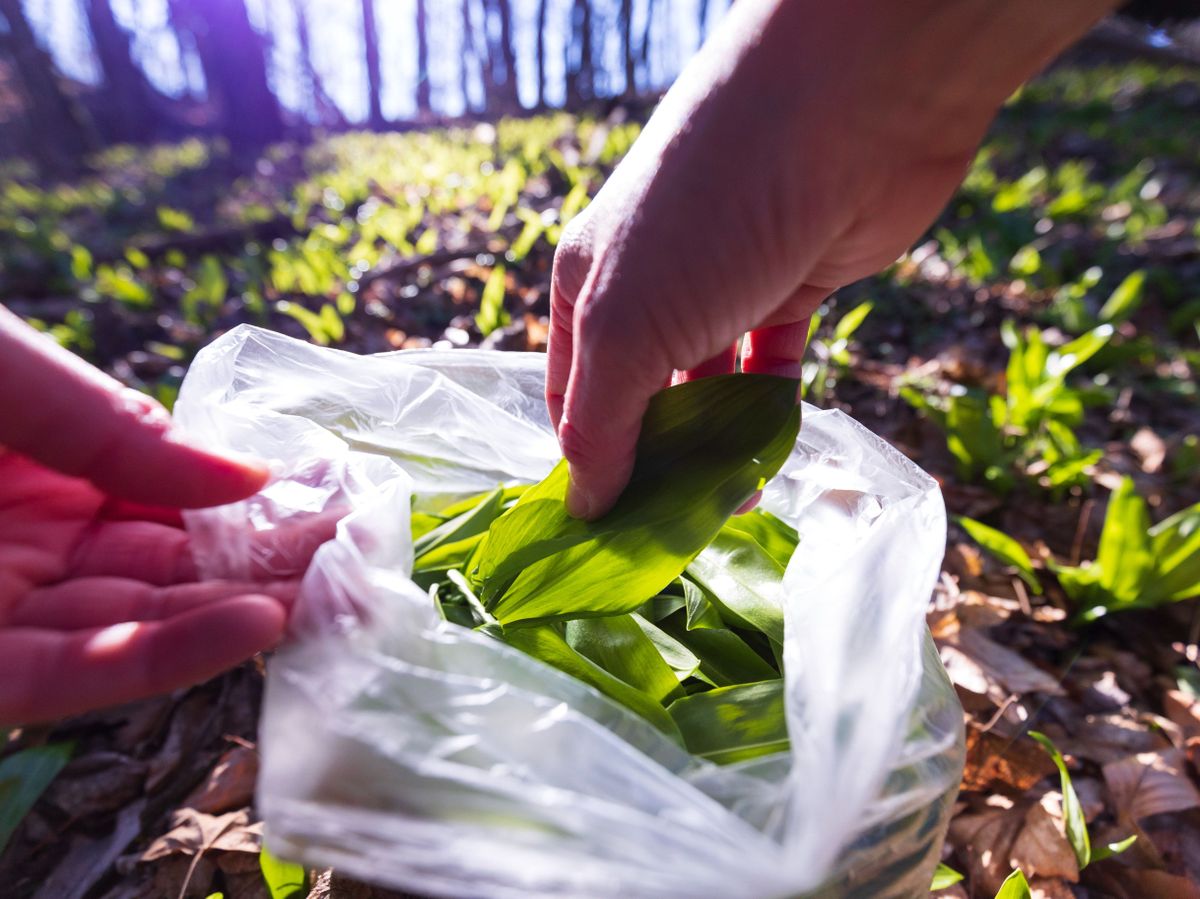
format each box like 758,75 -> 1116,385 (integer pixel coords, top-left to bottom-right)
0,306 -> 267,508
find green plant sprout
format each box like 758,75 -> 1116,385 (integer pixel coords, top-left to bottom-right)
931,732 -> 1136,894
902,321 -> 1111,494
802,300 -> 873,403
1051,476 -> 1200,621
958,477 -> 1200,621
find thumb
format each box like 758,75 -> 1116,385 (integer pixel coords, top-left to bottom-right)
559,297 -> 671,521
0,306 -> 267,508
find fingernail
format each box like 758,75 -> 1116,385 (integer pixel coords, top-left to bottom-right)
565,466 -> 594,519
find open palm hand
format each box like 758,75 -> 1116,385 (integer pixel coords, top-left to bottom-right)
0,453 -> 299,725
0,307 -> 324,726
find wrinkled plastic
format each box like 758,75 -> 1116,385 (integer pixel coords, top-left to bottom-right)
177,325 -> 965,899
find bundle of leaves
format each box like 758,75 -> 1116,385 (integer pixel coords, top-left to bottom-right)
408,374 -> 802,762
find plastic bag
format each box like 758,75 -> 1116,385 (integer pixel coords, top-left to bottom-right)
177,325 -> 965,899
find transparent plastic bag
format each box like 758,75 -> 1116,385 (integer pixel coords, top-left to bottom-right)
177,325 -> 965,899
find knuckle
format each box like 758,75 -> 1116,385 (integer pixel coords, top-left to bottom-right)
556,419 -> 605,470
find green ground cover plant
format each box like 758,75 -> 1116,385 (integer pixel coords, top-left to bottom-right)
409,374 -> 801,756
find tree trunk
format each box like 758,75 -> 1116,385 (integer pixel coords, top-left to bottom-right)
639,0 -> 656,87
494,0 -> 519,108
84,0 -> 162,143
292,0 -> 345,129
536,0 -> 548,108
361,0 -> 385,128
460,0 -> 477,113
0,0 -> 97,175
168,0 -> 284,154
621,0 -> 634,96
565,0 -> 592,106
415,0 -> 431,114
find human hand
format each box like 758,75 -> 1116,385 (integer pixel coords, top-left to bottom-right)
0,308 -> 315,725
547,0 -> 1114,519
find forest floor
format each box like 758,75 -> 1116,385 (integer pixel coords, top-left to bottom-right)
1,53 -> 1199,899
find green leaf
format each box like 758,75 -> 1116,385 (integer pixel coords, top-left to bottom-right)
667,680 -> 787,764
1091,833 -> 1137,862
501,625 -> 681,738
994,869 -> 1032,899
414,227 -> 438,255
656,611 -> 778,686
1030,731 -> 1090,869
69,245 -> 93,281
1098,270 -> 1146,324
1052,324 -> 1113,378
833,300 -> 873,342
472,374 -> 801,629
476,264 -> 510,336
686,526 -> 788,643
956,516 -> 1042,594
157,205 -> 195,232
415,487 -> 507,564
630,614 -> 701,682
1148,501 -> 1200,602
1093,477 -> 1154,607
680,576 -> 724,630
0,742 -> 73,854
944,389 -> 1006,479
1009,245 -> 1041,277
722,509 -> 799,570
930,863 -> 964,890
259,845 -> 307,899
566,614 -> 682,702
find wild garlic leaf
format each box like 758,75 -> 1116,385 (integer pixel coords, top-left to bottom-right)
721,508 -> 799,570
630,614 -> 701,684
656,612 -> 778,686
668,680 -> 787,764
500,626 -> 682,739
680,576 -> 724,630
0,742 -> 73,854
687,525 -> 789,643
1030,730 -> 1090,870
930,863 -> 963,889
473,374 -> 801,628
414,486 -> 506,560
994,869 -> 1032,899
565,614 -> 682,703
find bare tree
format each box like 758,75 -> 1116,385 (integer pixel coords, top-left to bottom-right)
565,0 -> 592,106
484,0 -> 519,109
639,0 -> 657,87
0,0 -> 97,174
291,0 -> 345,129
536,0 -> 548,108
361,0 -> 385,128
83,0 -> 164,142
459,0 -> 477,113
416,0 -> 431,114
168,0 -> 284,154
621,0 -> 635,95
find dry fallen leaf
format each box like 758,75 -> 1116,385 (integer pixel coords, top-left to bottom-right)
140,808 -> 262,863
949,792 -> 1080,894
1165,689 -> 1200,741
1055,712 -> 1172,765
1085,865 -> 1200,899
182,745 -> 259,815
963,728 -> 1057,793
942,628 -> 1066,697
1103,748 -> 1200,823
1029,876 -> 1076,899
1131,426 -> 1167,474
